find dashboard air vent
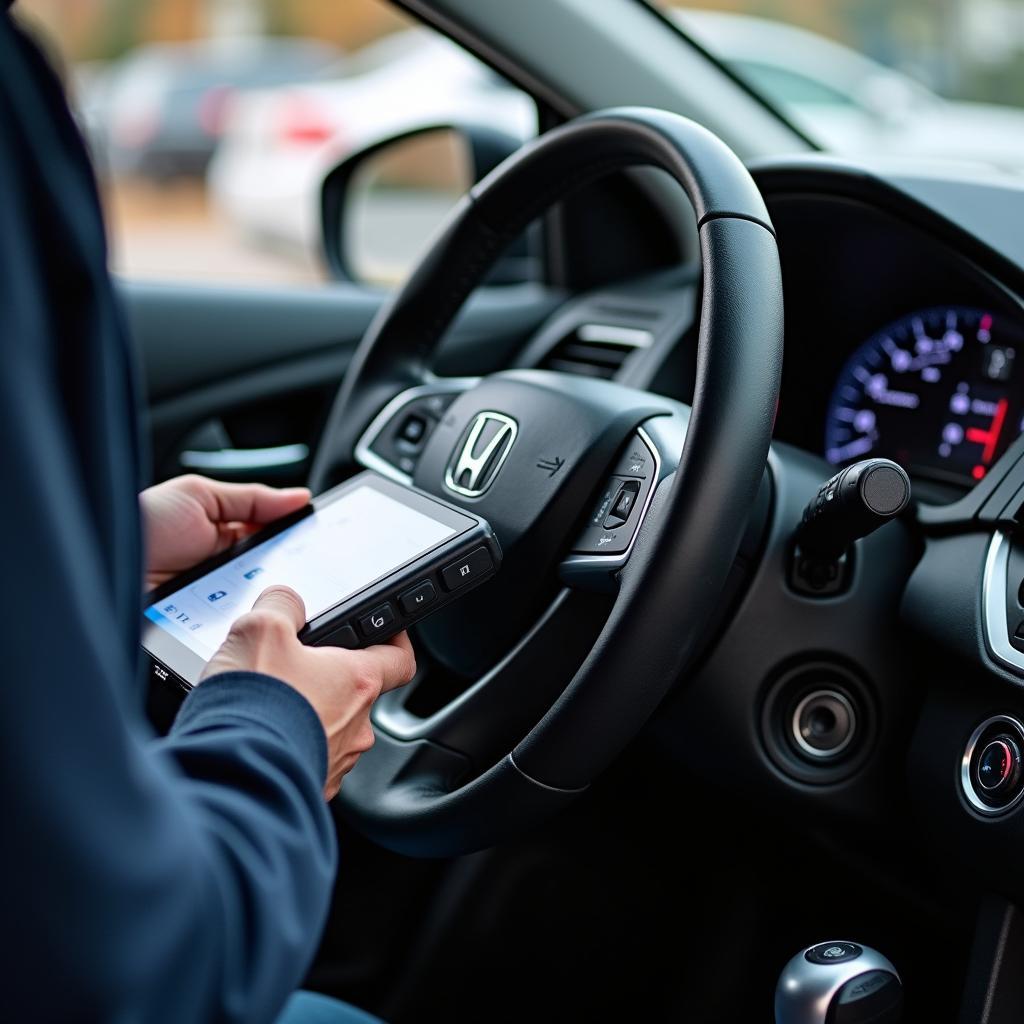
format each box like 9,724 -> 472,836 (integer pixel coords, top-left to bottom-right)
540,323 -> 653,379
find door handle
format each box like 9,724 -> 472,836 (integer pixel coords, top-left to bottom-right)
179,443 -> 309,478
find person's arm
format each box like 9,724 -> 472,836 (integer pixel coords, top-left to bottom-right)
1,439 -> 413,1023
1,376 -> 413,1024
0,22 -> 413,1022
2,379 -> 330,1022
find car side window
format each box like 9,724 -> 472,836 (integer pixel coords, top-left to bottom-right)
19,0 -> 536,287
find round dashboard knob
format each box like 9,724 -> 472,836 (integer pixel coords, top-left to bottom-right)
962,716 -> 1024,815
791,690 -> 856,760
977,736 -> 1020,794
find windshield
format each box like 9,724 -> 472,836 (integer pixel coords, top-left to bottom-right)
648,2 -> 1024,172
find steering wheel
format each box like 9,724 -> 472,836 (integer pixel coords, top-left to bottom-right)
308,107 -> 783,857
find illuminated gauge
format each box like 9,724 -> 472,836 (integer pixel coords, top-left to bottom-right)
824,306 -> 1024,486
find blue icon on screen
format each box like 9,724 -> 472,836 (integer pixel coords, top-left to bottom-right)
243,568 -> 264,580
163,604 -> 178,615
207,590 -> 228,603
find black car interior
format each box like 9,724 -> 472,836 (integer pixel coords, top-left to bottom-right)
126,35 -> 1024,1017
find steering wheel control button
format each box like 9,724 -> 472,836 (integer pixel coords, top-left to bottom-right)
569,431 -> 660,558
441,546 -> 493,591
398,580 -> 437,615
604,479 -> 641,528
575,527 -> 628,554
791,690 -> 856,760
397,414 -> 427,448
805,942 -> 863,965
588,481 -> 620,527
962,715 -> 1024,815
612,437 -> 653,479
363,387 -> 465,483
358,603 -> 395,639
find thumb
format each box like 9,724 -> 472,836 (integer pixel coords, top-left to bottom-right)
251,585 -> 307,633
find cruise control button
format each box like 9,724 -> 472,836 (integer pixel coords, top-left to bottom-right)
398,580 -> 437,614
441,547 -> 493,591
358,603 -> 395,638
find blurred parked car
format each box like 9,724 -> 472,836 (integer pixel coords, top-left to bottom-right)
673,10 -> 1024,172
210,12 -> 1024,262
82,38 -> 342,182
207,29 -> 535,253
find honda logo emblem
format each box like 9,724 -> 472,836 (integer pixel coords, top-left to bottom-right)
445,411 -> 518,497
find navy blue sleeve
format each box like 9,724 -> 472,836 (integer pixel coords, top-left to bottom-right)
0,17 -> 338,1024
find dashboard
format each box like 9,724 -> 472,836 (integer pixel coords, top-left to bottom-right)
762,190 -> 1024,502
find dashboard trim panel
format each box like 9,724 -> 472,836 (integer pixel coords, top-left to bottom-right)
982,530 -> 1024,676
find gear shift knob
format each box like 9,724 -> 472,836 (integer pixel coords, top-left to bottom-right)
775,941 -> 902,1024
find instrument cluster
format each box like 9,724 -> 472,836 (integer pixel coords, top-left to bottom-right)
824,306 -> 1024,487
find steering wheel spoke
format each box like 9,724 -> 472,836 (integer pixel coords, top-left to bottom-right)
371,587 -> 612,767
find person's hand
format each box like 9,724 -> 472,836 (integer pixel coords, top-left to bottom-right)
202,586 -> 416,799
141,475 -> 310,591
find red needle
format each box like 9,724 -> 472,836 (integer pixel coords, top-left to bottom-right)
966,397 -> 1009,464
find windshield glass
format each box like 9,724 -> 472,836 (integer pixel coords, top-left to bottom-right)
648,2 -> 1024,172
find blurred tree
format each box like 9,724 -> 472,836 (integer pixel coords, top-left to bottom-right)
266,0 -> 409,48
99,0 -> 158,58
17,0 -> 410,60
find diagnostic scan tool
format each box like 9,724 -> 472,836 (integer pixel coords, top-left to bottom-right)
142,472 -> 500,689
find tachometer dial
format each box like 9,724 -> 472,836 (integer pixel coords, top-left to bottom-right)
824,306 -> 1024,486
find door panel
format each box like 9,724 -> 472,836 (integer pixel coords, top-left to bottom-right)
122,280 -> 564,485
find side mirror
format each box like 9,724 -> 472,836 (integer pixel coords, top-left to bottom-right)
320,123 -> 534,286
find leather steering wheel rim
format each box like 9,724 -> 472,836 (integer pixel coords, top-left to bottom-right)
313,108 -> 783,856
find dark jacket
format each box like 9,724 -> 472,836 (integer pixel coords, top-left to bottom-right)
0,16 -> 336,1022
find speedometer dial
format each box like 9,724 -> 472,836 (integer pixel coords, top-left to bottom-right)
824,306 -> 1024,485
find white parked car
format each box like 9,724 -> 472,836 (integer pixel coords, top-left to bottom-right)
207,30 -> 536,255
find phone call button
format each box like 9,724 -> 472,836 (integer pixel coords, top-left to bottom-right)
358,603 -> 395,639
399,580 -> 437,615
